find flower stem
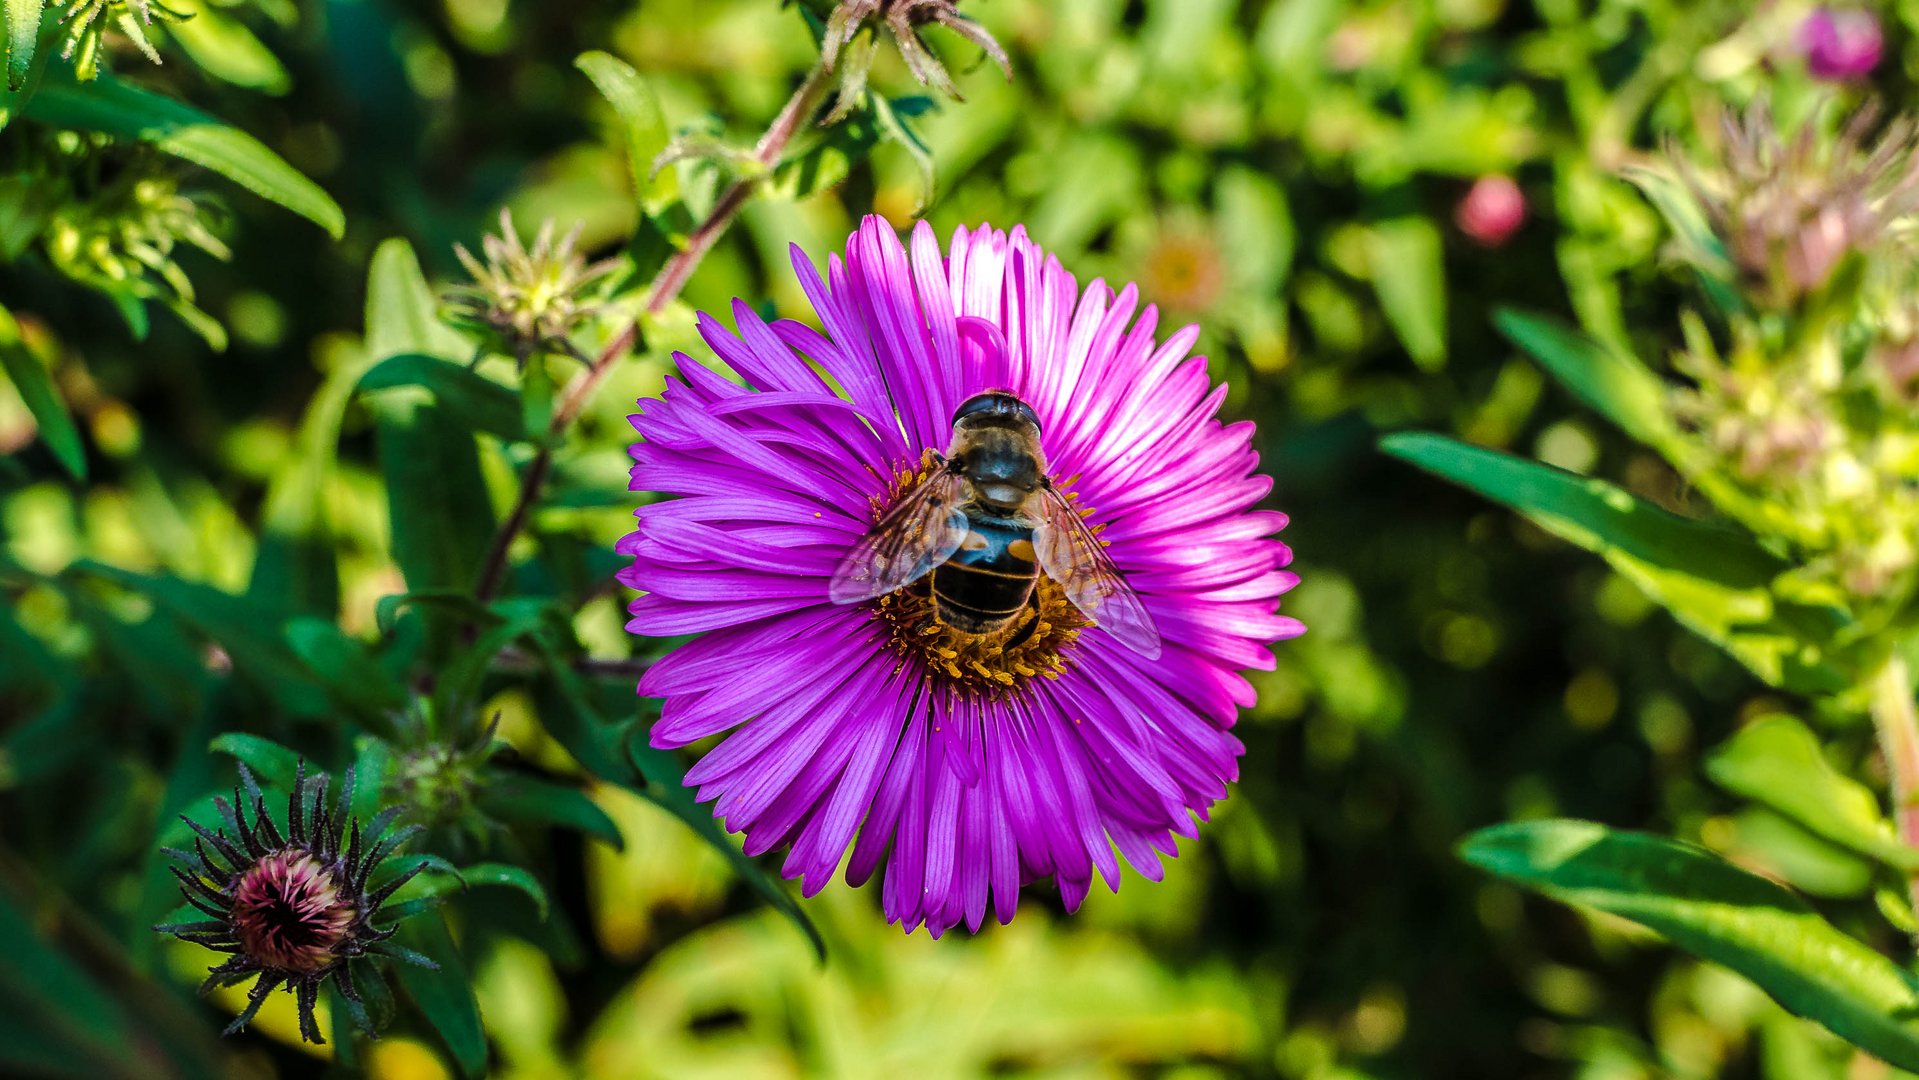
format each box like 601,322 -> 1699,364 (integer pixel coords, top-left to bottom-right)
1870,653 -> 1919,926
472,62 -> 835,604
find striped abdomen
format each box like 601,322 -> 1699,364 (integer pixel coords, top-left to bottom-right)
929,513 -> 1038,633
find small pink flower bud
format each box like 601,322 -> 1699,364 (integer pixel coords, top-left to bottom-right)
1801,7 -> 1882,82
1456,176 -> 1527,247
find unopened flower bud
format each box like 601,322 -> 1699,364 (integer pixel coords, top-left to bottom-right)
1456,176 -> 1526,247
1801,7 -> 1882,83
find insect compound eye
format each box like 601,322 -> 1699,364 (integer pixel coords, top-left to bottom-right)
950,391 -> 1042,433
951,392 -> 1003,425
1012,398 -> 1042,433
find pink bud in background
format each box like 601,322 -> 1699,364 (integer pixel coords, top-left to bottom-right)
1456,176 -> 1527,247
1801,7 -> 1882,82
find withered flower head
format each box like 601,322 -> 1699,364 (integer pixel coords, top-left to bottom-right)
821,0 -> 1011,119
1666,101 -> 1919,307
155,762 -> 434,1045
445,209 -> 618,364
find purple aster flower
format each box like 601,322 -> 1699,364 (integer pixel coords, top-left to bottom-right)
620,216 -> 1300,937
1801,7 -> 1883,82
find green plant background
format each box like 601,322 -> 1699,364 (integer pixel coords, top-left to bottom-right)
4,0 -> 1913,1077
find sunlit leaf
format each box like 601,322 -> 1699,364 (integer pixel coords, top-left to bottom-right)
1707,714 -> 1919,872
575,50 -> 673,207
168,5 -> 291,95
1366,217 -> 1446,371
1380,432 -> 1853,692
4,1 -> 40,92
767,109 -> 883,201
1463,820 -> 1919,1070
24,73 -> 343,237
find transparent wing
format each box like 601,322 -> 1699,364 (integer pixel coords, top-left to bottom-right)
1033,484 -> 1161,658
829,468 -> 970,604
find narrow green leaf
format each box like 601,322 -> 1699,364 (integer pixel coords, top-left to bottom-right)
207,732 -> 301,791
0,330 -> 84,479
283,616 -> 408,730
359,353 -> 523,443
361,248 -> 495,649
1462,820 -> 1919,1070
392,915 -> 487,1079
24,74 -> 343,237
5,1 -> 40,92
1494,308 -> 1684,456
1380,432 -> 1852,693
362,397 -> 491,633
1708,715 -> 1919,872
479,773 -> 625,851
574,50 -> 673,207
1365,217 -> 1447,371
627,729 -> 828,962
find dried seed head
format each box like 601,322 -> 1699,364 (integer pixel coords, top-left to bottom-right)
821,0 -> 1011,119
445,209 -> 619,364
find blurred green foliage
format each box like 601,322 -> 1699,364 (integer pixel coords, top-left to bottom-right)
10,0 -> 1919,1077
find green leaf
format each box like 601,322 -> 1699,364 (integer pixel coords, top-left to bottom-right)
4,1 -> 40,92
208,732 -> 301,791
392,915 -> 487,1079
358,353 -> 524,443
627,729 -> 828,962
1707,714 -> 1919,872
168,6 -> 291,95
365,239 -> 468,362
479,773 -> 625,851
767,109 -> 883,201
360,244 -> 496,647
1462,820 -> 1919,1070
24,74 -> 343,237
575,50 -> 673,207
283,616 -> 408,731
434,597 -> 557,726
1365,217 -> 1446,371
1493,308 -> 1685,457
871,94 -> 936,211
1380,432 -> 1851,693
0,324 -> 84,479
456,862 -> 550,920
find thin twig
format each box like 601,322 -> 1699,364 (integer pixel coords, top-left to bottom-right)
472,63 -> 835,603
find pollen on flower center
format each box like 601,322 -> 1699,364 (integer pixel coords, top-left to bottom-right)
232,850 -> 357,973
866,454 -> 1093,695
